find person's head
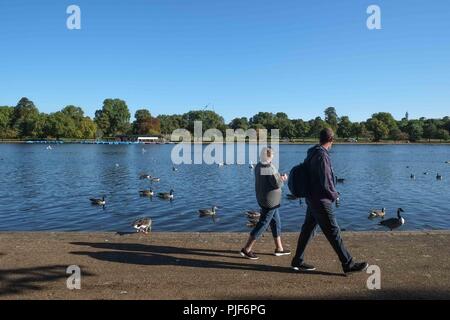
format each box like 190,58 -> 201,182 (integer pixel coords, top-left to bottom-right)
319,128 -> 334,149
260,147 -> 274,164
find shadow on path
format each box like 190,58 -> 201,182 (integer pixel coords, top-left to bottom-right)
70,242 -> 344,277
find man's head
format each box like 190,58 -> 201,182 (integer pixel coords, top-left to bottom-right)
260,147 -> 274,164
319,128 -> 334,149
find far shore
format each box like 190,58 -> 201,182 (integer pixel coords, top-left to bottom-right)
0,231 -> 449,299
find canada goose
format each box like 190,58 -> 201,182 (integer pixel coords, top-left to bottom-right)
410,174 -> 415,179
445,161 -> 450,164
157,189 -> 174,200
172,166 -> 178,171
90,196 -> 106,206
436,173 -> 443,180
139,189 -> 154,197
132,217 -> 152,234
199,206 -> 218,217
335,177 -> 345,183
245,210 -> 261,220
423,172 -> 429,175
368,208 -> 386,219
139,174 -> 152,180
379,208 -> 405,230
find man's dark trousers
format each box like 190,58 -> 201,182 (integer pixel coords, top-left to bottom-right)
293,199 -> 353,268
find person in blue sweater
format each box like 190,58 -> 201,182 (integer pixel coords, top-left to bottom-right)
291,128 -> 368,274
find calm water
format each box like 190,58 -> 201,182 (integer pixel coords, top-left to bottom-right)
0,144 -> 449,232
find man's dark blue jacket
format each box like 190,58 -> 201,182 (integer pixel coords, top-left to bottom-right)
305,144 -> 339,203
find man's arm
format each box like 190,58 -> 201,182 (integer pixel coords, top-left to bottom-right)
318,155 -> 339,202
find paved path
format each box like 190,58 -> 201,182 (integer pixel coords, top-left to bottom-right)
0,231 -> 449,299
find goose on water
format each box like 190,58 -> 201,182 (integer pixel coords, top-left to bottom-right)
90,196 -> 106,206
368,208 -> 386,219
132,217 -> 152,234
245,210 -> 261,220
139,174 -> 152,180
199,206 -> 219,217
157,189 -> 174,200
410,174 -> 415,179
436,173 -> 443,180
139,189 -> 154,197
379,208 -> 405,230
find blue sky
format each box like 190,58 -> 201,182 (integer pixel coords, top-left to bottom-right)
1,0 -> 450,122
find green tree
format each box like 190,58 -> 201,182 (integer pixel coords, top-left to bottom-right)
12,97 -> 41,138
371,112 -> 398,132
324,107 -> 338,131
0,106 -> 17,138
249,112 -> 276,130
229,117 -> 249,130
292,119 -> 310,140
407,121 -> 424,142
158,114 -> 183,135
423,122 -> 438,142
94,99 -> 131,136
182,110 -> 225,133
437,129 -> 449,141
367,118 -> 389,141
337,116 -> 352,138
309,117 -> 328,138
133,109 -> 160,135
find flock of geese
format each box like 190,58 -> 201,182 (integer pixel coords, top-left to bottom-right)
87,159 -> 449,234
89,165 -> 220,234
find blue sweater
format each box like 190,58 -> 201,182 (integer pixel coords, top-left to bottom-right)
305,145 -> 338,203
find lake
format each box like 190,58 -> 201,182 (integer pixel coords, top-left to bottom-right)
0,143 -> 449,232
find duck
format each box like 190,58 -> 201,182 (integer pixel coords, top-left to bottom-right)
151,177 -> 161,183
423,172 -> 429,175
368,208 -> 386,219
245,210 -> 261,220
335,177 -> 345,183
410,174 -> 415,179
199,206 -> 219,217
90,196 -> 106,206
139,189 -> 154,197
172,166 -> 178,171
157,189 -> 174,200
379,208 -> 405,230
139,174 -> 152,180
132,217 -> 152,234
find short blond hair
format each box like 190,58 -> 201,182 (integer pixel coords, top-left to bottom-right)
260,147 -> 274,163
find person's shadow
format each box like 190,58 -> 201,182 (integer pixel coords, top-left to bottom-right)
69,242 -> 344,277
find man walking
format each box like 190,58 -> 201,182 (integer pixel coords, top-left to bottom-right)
291,128 -> 368,274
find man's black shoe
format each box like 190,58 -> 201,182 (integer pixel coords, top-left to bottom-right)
291,261 -> 316,272
343,262 -> 369,274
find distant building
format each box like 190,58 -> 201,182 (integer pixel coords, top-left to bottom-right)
137,136 -> 159,143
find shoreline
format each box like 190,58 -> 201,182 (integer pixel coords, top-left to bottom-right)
1,231 -> 449,299
1,141 -> 449,145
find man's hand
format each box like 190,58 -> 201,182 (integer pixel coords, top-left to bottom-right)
280,173 -> 288,182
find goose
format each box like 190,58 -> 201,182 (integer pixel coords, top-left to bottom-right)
436,173 -> 443,180
245,210 -> 261,220
90,196 -> 106,206
172,166 -> 178,171
139,174 -> 152,180
410,174 -> 415,179
151,177 -> 161,183
157,189 -> 174,200
249,162 -> 255,169
247,220 -> 258,228
368,208 -> 386,219
445,161 -> 450,164
379,208 -> 405,230
335,177 -> 345,183
199,206 -> 219,217
139,189 -> 154,197
423,172 -> 429,175
132,217 -> 152,234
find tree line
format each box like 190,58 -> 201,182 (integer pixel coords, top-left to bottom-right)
1,98 -> 449,142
